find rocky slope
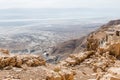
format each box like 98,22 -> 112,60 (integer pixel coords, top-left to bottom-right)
50,37 -> 86,59
0,19 -> 120,80
50,19 -> 120,62
0,49 -> 75,80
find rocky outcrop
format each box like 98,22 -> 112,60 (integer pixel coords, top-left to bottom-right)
50,19 -> 120,62
59,51 -> 95,66
108,43 -> 120,58
100,67 -> 120,80
86,35 -> 99,51
46,68 -> 74,80
52,21 -> 108,55
1,20 -> 120,80
0,54 -> 46,68
0,48 -> 9,55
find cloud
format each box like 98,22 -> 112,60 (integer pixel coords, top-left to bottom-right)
0,0 -> 119,9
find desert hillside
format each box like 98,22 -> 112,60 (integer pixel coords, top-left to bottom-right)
49,19 -> 120,62
0,19 -> 120,80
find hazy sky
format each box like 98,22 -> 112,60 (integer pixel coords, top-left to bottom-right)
0,0 -> 120,9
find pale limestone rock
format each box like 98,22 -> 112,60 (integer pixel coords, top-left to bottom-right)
65,57 -> 77,66
26,60 -> 34,67
16,57 -> 23,67
108,67 -> 120,78
0,54 -> 46,68
110,77 -> 120,80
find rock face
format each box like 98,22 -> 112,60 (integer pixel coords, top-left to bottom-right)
100,67 -> 120,80
86,35 -> 99,51
1,20 -> 120,80
49,19 -> 120,63
50,37 -> 87,61
0,54 -> 46,68
63,51 -> 95,66
108,43 -> 120,58
50,19 -> 120,60
43,19 -> 120,80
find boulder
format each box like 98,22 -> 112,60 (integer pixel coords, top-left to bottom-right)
9,57 -> 16,66
26,60 -> 34,67
54,66 -> 61,72
33,59 -> 41,66
0,54 -> 46,68
65,51 -> 95,66
65,57 -> 77,66
3,57 -> 11,66
16,57 -> 23,67
87,36 -> 99,51
108,43 -> 120,58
